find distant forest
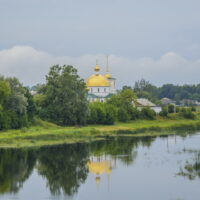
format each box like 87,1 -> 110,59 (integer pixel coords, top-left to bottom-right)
123,79 -> 200,104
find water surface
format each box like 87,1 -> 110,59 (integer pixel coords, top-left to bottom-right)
0,133 -> 199,200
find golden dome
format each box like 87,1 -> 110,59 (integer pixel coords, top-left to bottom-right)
105,73 -> 111,79
87,161 -> 112,175
86,74 -> 110,87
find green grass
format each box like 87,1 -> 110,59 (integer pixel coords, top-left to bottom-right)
1,116 -> 200,148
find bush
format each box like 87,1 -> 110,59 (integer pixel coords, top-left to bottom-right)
175,107 -> 180,113
129,107 -> 140,120
180,109 -> 196,119
87,102 -> 117,125
168,104 -> 175,113
118,108 -> 130,122
87,103 -> 105,124
104,104 -> 117,125
159,107 -> 168,117
140,107 -> 156,120
191,106 -> 196,112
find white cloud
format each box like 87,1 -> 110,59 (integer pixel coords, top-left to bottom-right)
0,46 -> 200,87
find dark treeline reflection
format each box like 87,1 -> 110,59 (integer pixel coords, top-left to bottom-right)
0,149 -> 36,194
0,137 -> 154,196
90,136 -> 154,165
37,143 -> 89,196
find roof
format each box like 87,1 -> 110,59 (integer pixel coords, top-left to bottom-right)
160,98 -> 176,105
86,74 -> 110,87
87,93 -> 99,98
136,98 -> 156,107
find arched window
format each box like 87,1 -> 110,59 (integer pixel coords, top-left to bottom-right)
104,88 -> 106,92
98,88 -> 100,92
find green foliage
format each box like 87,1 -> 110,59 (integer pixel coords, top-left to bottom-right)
0,76 -> 36,130
118,108 -> 130,122
87,102 -> 117,125
39,65 -> 88,126
159,107 -> 168,117
24,88 -> 37,122
140,107 -> 156,120
168,104 -> 175,113
179,108 -> 196,119
129,107 -> 140,120
104,104 -> 117,125
191,107 -> 196,112
133,79 -> 159,103
132,78 -> 200,103
0,79 -> 11,105
107,89 -> 137,122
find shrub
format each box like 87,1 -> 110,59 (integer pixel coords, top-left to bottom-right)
104,104 -> 117,125
176,107 -> 180,113
180,109 -> 196,119
118,108 -> 130,122
140,107 -> 156,120
87,102 -> 117,125
87,103 -> 105,124
168,104 -> 175,113
191,106 -> 196,112
159,107 -> 168,117
129,107 -> 140,120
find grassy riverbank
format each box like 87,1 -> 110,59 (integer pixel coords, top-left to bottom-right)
0,115 -> 200,148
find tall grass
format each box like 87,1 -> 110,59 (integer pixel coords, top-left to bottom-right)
0,117 -> 200,148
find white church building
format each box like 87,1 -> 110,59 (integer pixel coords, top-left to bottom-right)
86,58 -> 116,102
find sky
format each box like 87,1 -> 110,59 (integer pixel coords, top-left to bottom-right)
1,0 -> 200,88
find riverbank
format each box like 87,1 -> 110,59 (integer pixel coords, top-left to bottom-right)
0,116 -> 200,148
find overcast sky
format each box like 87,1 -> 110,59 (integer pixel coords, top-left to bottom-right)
1,0 -> 200,87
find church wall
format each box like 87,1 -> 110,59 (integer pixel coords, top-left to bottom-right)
88,86 -> 110,97
108,79 -> 116,94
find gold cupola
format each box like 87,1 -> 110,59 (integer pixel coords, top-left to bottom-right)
86,62 -> 110,87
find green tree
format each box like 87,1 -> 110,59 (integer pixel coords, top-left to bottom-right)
0,79 -> 11,105
5,78 -> 29,129
140,107 -> 156,120
87,102 -> 117,125
39,65 -> 88,126
107,89 -> 137,122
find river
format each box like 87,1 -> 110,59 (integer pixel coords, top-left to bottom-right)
0,132 -> 199,200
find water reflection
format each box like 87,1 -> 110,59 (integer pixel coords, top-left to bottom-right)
37,143 -> 89,196
0,137 -> 158,197
177,150 -> 200,180
0,149 -> 36,194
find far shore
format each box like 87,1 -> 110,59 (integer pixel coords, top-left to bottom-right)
0,116 -> 200,148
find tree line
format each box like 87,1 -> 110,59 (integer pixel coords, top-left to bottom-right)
128,79 -> 200,104
0,65 -> 198,130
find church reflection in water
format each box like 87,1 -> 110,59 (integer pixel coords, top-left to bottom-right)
0,136 -> 156,197
87,157 -> 115,186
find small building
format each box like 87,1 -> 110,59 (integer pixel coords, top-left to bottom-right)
160,98 -> 176,106
180,99 -> 200,106
135,98 -> 162,113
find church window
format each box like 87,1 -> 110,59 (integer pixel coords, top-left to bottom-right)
98,88 -> 100,92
